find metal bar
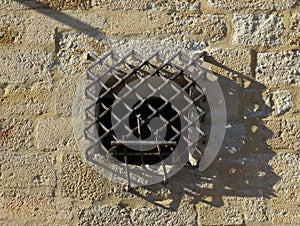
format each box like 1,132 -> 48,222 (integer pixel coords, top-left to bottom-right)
137,114 -> 145,167
111,140 -> 177,146
123,146 -> 131,191
109,152 -> 172,157
158,144 -> 168,184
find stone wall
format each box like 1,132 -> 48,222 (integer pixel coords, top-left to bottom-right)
0,0 -> 299,225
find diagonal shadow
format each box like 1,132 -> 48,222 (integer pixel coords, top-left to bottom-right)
12,0 -> 106,38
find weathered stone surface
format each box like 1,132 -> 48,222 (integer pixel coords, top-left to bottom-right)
244,88 -> 296,117
26,13 -> 56,46
288,13 -> 300,46
0,49 -> 54,84
26,12 -> 107,46
245,117 -> 300,152
92,0 -> 150,10
150,0 -> 200,11
78,205 -> 132,225
0,154 -> 56,188
36,118 -> 76,151
0,14 -> 25,45
294,87 -> 300,114
75,12 -> 108,30
39,0 -> 91,10
78,204 -> 197,225
132,204 -> 197,225
0,192 -> 73,223
166,14 -> 227,44
1,0 -> 90,10
263,89 -> 292,116
0,0 -> 36,10
57,32 -> 110,76
256,50 -> 300,86
243,197 -> 267,223
205,48 -> 252,78
0,119 -> 34,152
60,154 -> 111,201
208,0 -> 297,10
244,87 -> 272,117
270,205 -> 300,225
271,182 -> 300,205
268,154 -> 300,224
55,77 -> 78,116
108,11 -> 169,36
233,14 -> 284,47
93,0 -> 201,11
216,155 -> 280,196
197,204 -> 243,225
264,120 -> 300,151
0,84 -> 51,116
269,153 -> 300,183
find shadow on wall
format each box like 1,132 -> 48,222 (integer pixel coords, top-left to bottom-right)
12,0 -> 105,38
14,0 -> 281,211
131,55 -> 280,210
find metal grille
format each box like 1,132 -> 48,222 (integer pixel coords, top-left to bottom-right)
84,50 -> 207,186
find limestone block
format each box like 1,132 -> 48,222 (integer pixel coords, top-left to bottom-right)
60,154 -> 111,201
150,0 -> 200,11
244,118 -> 299,152
0,84 -> 52,116
0,49 -> 54,84
108,11 -> 169,36
0,192 -> 73,223
216,155 -> 280,194
0,154 -> 56,188
243,87 -> 271,117
270,205 -> 300,225
38,0 -> 91,10
166,14 -> 227,44
0,0 -> 39,10
269,153 -> 300,183
26,11 -> 107,46
206,48 -> 252,78
243,197 -> 268,223
263,89 -> 292,116
55,77 -> 78,116
233,14 -> 284,47
256,50 -> 300,87
288,13 -> 300,46
264,119 -> 300,151
208,0 -> 297,10
0,14 -> 25,45
293,87 -> 300,114
92,0 -> 150,10
36,118 -> 76,151
78,204 -> 197,225
1,0 -> 91,10
0,119 -> 34,152
57,32 -> 110,76
197,204 -> 243,225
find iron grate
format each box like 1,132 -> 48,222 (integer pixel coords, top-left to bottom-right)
84,50 -> 208,187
